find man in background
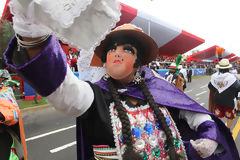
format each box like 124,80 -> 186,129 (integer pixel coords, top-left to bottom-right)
165,63 -> 186,91
187,66 -> 192,83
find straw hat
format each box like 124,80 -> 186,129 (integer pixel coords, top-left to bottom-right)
216,59 -> 232,69
91,24 -> 158,66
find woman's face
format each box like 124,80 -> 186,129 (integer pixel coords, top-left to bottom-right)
106,44 -> 138,84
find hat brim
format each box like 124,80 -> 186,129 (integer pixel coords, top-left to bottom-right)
216,64 -> 232,69
92,29 -> 158,66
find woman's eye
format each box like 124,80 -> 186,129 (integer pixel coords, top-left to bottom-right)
107,45 -> 116,52
123,46 -> 135,54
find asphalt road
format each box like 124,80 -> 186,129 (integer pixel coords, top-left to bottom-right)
21,75 -> 240,160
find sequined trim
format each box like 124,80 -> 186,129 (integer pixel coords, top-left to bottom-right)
109,102 -> 122,160
109,101 -> 188,160
163,108 -> 188,159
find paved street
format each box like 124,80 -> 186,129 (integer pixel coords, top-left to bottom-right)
21,75 -> 240,160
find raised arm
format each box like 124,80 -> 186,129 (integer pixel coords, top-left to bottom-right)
4,0 -> 121,117
5,35 -> 95,117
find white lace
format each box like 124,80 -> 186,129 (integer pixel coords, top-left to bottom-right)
77,50 -> 106,82
190,138 -> 218,158
9,0 -> 52,37
37,0 -> 93,28
9,0 -> 121,52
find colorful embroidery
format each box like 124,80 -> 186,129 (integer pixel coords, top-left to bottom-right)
109,102 -> 187,160
214,80 -> 228,88
93,145 -> 119,160
0,87 -> 18,107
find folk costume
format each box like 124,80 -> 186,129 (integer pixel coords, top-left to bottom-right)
165,63 -> 186,91
0,70 -> 27,160
4,0 -> 239,160
208,59 -> 240,121
0,70 -> 20,89
4,28 -> 240,160
0,87 -> 27,160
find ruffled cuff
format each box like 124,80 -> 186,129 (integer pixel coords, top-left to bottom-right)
4,35 -> 67,97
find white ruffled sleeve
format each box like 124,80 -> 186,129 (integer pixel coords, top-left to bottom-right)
47,66 -> 94,117
179,110 -> 212,131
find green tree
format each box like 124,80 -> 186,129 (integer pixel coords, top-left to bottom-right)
0,19 -> 15,68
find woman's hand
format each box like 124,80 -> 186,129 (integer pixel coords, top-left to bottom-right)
190,138 -> 218,158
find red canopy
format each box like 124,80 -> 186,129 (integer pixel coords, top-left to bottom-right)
116,3 -> 204,57
229,56 -> 239,63
187,45 -> 235,62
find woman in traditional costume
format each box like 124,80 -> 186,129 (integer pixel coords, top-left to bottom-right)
3,0 -> 239,159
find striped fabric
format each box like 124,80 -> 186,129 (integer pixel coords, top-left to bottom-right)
117,3 -> 205,57
93,145 -> 119,160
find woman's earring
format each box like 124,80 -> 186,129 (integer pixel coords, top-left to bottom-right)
103,73 -> 110,81
133,71 -> 142,84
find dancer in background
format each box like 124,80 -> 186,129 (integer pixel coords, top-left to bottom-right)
208,58 -> 240,128
0,79 -> 27,160
165,56 -> 186,91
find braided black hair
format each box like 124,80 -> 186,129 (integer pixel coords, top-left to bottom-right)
107,78 -> 143,160
139,78 -> 181,160
106,76 -> 181,159
103,36 -> 180,159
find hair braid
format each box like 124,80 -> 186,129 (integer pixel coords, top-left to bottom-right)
139,79 -> 181,160
107,78 -> 143,160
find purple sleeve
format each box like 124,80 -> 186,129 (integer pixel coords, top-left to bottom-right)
185,121 -> 219,159
4,36 -> 67,97
197,121 -> 218,140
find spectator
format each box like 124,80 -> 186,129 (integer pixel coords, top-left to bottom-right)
187,67 -> 193,83
208,59 -> 240,128
165,63 -> 186,91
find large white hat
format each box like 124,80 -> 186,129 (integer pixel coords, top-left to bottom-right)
216,59 -> 232,69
